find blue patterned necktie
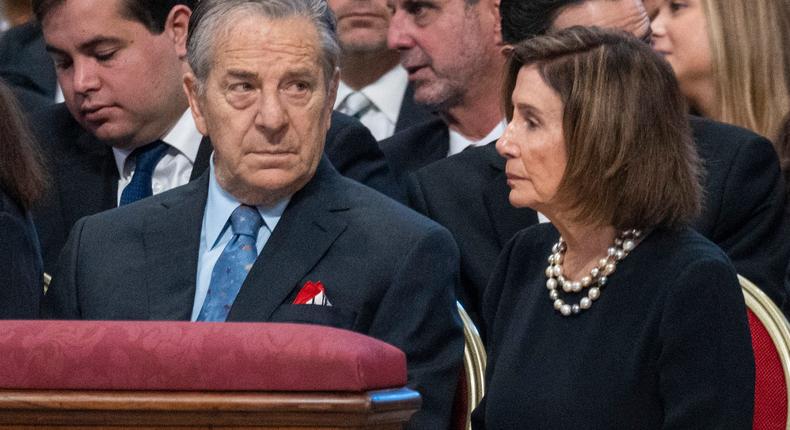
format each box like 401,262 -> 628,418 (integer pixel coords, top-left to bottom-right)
119,140 -> 169,206
197,205 -> 264,322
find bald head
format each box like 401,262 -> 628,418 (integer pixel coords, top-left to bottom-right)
552,0 -> 650,38
500,0 -> 650,44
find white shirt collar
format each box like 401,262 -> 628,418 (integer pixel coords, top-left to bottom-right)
335,65 -> 408,125
448,121 -> 506,156
204,156 -> 290,249
112,109 -> 203,176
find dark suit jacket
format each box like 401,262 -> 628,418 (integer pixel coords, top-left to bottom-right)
31,103 -> 400,273
407,116 -> 790,321
380,117 -> 448,187
0,21 -> 57,112
43,158 -> 463,430
0,190 -> 43,319
394,84 -> 436,133
406,142 -> 536,325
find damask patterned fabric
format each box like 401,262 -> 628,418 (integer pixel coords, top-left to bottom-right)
748,309 -> 788,429
0,321 -> 406,391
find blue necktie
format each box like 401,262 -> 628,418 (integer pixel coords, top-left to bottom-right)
119,140 -> 169,206
197,205 -> 264,322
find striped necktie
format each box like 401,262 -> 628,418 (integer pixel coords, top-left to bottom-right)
340,91 -> 373,119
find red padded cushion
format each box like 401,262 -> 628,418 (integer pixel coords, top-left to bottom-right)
748,309 -> 788,429
0,320 -> 406,392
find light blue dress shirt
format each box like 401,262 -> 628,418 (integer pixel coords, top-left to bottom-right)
191,159 -> 290,321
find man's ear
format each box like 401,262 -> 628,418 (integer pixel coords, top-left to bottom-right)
183,73 -> 208,136
327,68 -> 341,110
491,0 -> 503,46
165,5 -> 192,59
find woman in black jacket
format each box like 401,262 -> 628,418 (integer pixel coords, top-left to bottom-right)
0,77 -> 48,318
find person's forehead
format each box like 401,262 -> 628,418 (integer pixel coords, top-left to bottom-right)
513,66 -> 558,104
42,0 -> 156,52
212,15 -> 323,68
45,0 -> 128,26
552,0 -> 649,36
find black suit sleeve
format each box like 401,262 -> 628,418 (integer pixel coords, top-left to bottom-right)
367,225 -> 464,430
710,134 -> 789,309
324,112 -> 405,203
0,210 -> 42,319
657,257 -> 754,429
405,172 -> 430,216
41,216 -> 86,319
470,232 -> 520,430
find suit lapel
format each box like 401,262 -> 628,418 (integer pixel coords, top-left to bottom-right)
480,143 -> 539,246
190,137 -> 213,181
228,158 -> 349,322
143,174 -> 209,320
60,131 -> 118,225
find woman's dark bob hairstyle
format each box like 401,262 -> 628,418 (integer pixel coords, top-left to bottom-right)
502,26 -> 702,230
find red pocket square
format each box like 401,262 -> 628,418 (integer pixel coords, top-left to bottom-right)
293,281 -> 332,306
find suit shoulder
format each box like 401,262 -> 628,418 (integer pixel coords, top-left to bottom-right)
339,176 -> 449,234
412,142 -> 499,182
329,110 -> 361,131
76,180 -> 200,228
0,21 -> 41,54
29,103 -> 84,143
691,116 -> 773,151
379,117 -> 446,153
657,226 -> 732,266
508,223 -> 559,255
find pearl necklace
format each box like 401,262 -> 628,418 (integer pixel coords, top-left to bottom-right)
545,229 -> 642,317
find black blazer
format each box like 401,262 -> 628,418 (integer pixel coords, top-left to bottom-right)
394,83 -> 436,133
43,158 -> 463,430
31,104 -> 400,273
0,190 -> 43,318
0,21 -> 57,112
407,116 -> 790,320
406,142 -> 535,324
379,117 -> 448,186
472,224 -> 754,429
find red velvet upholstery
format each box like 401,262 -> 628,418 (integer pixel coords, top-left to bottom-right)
451,367 -> 469,430
0,321 -> 407,392
748,309 -> 788,429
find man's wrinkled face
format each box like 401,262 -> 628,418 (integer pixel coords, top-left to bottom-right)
329,0 -> 393,53
387,0 -> 496,109
185,15 -> 338,206
42,0 -> 187,148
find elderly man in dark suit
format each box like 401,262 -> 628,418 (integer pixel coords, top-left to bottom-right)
43,1 -> 463,429
31,0 -> 400,274
407,0 -> 790,323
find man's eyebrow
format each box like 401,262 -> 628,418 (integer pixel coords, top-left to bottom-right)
45,36 -> 126,55
225,69 -> 259,80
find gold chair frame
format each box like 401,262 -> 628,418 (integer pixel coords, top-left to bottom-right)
739,274 -> 790,429
456,302 -> 486,430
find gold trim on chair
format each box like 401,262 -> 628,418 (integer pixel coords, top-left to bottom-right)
456,302 -> 486,430
738,274 -> 790,429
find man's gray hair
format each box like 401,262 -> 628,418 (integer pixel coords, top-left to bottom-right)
187,0 -> 340,94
